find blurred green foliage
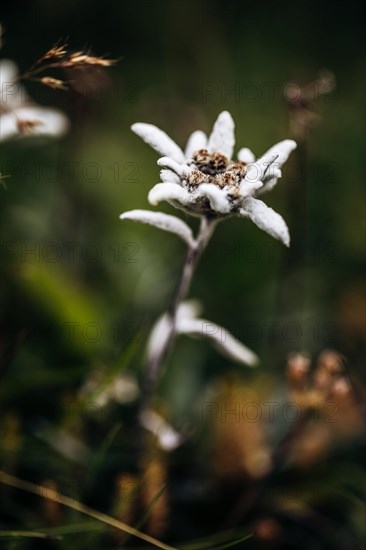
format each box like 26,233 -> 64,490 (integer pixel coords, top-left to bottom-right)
0,0 -> 365,548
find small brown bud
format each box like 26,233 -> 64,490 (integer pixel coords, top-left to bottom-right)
317,349 -> 344,374
329,377 -> 352,402
287,352 -> 311,388
313,366 -> 333,391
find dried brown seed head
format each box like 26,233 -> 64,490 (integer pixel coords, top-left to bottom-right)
62,53 -> 116,68
40,76 -> 68,90
40,44 -> 68,62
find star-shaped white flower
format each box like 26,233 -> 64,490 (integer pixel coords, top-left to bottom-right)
0,59 -> 68,141
130,111 -> 296,246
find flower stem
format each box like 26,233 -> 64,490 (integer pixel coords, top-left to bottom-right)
141,216 -> 217,403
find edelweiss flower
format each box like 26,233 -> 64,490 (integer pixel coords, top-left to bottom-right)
130,111 -> 296,246
0,59 -> 68,141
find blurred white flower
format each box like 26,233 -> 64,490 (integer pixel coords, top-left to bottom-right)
147,299 -> 259,367
0,59 -> 68,141
79,370 -> 139,408
139,409 -> 184,451
130,111 -> 296,246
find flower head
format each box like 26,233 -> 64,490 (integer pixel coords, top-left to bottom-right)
131,111 -> 296,246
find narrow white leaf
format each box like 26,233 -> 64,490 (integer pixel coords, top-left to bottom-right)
260,139 -> 297,168
185,130 -> 207,158
120,209 -> 195,246
177,318 -> 259,367
237,147 -> 256,164
247,153 -> 279,183
239,169 -> 264,197
145,312 -> 173,368
207,111 -> 235,158
241,197 -> 290,247
157,156 -> 189,178
176,299 -> 203,321
160,168 -> 180,184
148,182 -> 193,208
131,122 -> 185,163
257,167 -> 282,195
248,141 -> 296,194
196,184 -> 231,214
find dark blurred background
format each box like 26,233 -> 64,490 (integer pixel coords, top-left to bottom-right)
0,0 -> 365,548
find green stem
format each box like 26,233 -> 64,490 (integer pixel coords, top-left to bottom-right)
142,216 -> 218,401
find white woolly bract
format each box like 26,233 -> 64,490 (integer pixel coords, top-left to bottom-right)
131,122 -> 185,163
120,209 -> 195,247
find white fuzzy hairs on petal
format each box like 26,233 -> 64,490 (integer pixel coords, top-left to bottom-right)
120,209 -> 195,246
131,122 -> 185,163
260,139 -> 297,168
207,111 -> 235,159
239,140 -> 296,196
185,130 -> 207,158
148,182 -> 193,208
241,197 -> 290,247
160,169 -> 180,184
239,169 -> 264,197
196,184 -> 231,214
237,147 -> 256,164
257,167 -> 282,195
157,157 -> 190,178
